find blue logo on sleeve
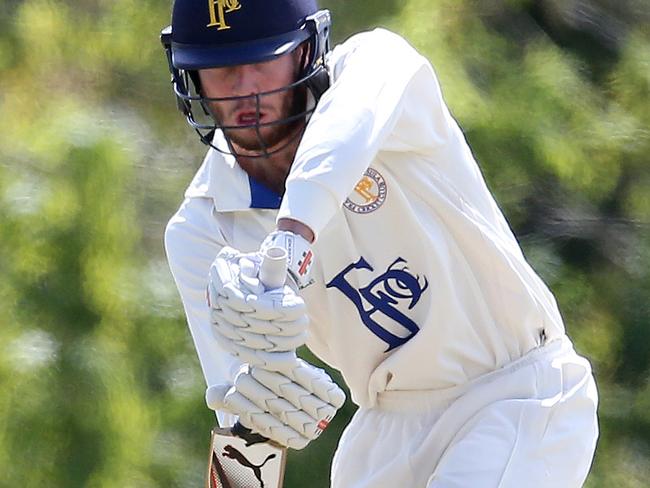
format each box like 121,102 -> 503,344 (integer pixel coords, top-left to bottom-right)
326,257 -> 429,351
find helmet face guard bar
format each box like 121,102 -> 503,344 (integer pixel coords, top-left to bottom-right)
181,73 -> 321,159
160,10 -> 331,158
175,68 -> 325,131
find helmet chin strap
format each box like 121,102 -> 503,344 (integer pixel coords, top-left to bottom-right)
197,128 -> 217,149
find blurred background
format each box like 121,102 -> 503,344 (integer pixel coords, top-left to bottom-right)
0,0 -> 648,486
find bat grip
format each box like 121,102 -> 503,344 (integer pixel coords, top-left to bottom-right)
259,246 -> 288,290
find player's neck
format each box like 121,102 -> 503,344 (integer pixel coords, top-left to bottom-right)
234,127 -> 303,195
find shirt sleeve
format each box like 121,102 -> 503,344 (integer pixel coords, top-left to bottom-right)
277,28 -> 454,238
164,196 -> 241,428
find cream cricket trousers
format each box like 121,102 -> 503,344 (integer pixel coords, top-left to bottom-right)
331,338 -> 599,488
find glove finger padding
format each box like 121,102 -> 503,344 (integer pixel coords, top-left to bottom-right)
263,332 -> 309,351
217,282 -> 256,313
216,285 -> 307,325
250,368 -> 339,424
209,259 -> 309,357
205,380 -> 314,450
251,362 -> 345,434
225,391 -> 312,449
205,383 -> 233,411
208,248 -> 247,295
281,359 -> 347,409
235,374 -> 322,440
207,249 -> 261,313
214,294 -> 308,339
204,360 -> 346,450
210,303 -> 307,353
245,289 -> 307,321
240,314 -> 309,336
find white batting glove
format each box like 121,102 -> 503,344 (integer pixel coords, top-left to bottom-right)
259,231 -> 315,289
205,360 -> 346,450
208,247 -> 309,370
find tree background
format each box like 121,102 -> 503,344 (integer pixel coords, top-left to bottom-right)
0,0 -> 648,486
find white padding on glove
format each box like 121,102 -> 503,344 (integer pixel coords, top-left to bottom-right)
208,247 -> 309,368
205,361 -> 346,450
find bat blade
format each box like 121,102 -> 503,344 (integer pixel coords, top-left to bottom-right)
206,427 -> 287,488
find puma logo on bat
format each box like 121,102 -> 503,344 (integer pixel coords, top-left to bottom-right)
223,445 -> 276,487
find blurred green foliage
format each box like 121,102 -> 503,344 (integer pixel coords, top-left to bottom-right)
0,0 -> 648,486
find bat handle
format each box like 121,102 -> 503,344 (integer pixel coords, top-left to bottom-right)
230,246 -> 288,444
231,421 -> 270,446
259,246 -> 288,290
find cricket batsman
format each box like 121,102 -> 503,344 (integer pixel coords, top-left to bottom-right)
160,0 -> 599,486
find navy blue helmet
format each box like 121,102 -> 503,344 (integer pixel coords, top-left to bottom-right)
161,0 -> 331,157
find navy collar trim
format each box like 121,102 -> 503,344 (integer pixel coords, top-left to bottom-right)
249,176 -> 282,209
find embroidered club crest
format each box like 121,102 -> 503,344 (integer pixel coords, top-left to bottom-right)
344,167 -> 387,214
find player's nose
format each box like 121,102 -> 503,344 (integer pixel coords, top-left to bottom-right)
230,64 -> 261,97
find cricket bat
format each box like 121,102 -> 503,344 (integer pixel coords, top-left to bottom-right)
207,247 -> 289,488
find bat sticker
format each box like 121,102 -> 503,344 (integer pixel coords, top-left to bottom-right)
207,427 -> 287,488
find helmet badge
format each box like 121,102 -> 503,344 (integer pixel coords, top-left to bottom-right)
207,0 -> 242,30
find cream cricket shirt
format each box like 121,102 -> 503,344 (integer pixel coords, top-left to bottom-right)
165,29 -> 566,410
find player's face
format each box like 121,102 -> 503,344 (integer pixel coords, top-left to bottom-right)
198,49 -> 304,152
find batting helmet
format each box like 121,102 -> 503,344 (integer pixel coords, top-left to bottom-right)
160,0 -> 331,157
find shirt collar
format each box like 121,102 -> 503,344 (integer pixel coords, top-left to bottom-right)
184,131 -> 282,211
